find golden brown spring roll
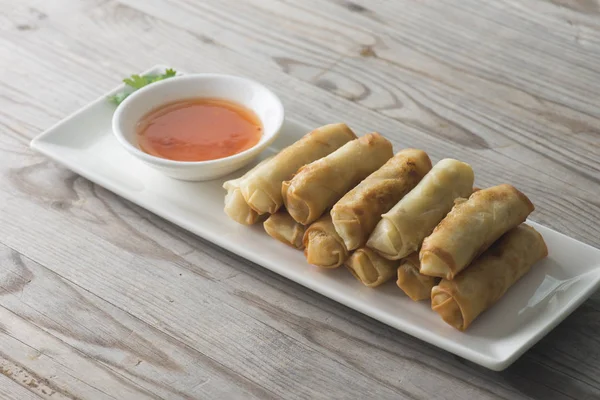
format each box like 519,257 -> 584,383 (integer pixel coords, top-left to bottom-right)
366,159 -> 474,260
263,211 -> 306,250
223,157 -> 273,225
227,123 -> 356,215
396,252 -> 440,301
431,224 -> 547,331
420,184 -> 535,280
346,248 -> 399,288
331,149 -> 432,251
283,133 -> 393,225
303,214 -> 349,268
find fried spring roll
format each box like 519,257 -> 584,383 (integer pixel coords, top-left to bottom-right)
366,159 -> 474,260
431,224 -> 547,331
331,149 -> 432,251
226,123 -> 356,215
263,211 -> 306,250
346,248 -> 399,287
223,157 -> 272,225
303,214 -> 349,268
283,133 -> 393,225
420,184 -> 535,280
396,253 -> 440,301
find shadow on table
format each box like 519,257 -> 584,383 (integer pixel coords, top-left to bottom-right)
479,295 -> 600,399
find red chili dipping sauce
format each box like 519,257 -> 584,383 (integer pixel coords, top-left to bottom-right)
136,98 -> 262,162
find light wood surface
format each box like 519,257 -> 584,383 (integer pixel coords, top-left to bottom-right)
1,0 -> 599,398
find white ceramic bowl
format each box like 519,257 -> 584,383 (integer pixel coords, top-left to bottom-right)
112,73 -> 284,181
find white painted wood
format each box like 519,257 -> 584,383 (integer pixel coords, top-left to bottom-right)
0,0 -> 599,398
0,372 -> 44,400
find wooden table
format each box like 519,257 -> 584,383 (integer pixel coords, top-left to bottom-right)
1,0 -> 599,398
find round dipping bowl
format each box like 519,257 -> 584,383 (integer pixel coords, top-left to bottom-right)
112,73 -> 285,181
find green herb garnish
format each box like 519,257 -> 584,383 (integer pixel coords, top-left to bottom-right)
108,68 -> 177,105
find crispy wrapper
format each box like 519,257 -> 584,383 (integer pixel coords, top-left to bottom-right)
331,149 -> 432,251
431,224 -> 548,331
223,157 -> 272,225
366,159 -> 474,260
346,247 -> 399,288
420,184 -> 535,280
263,211 -> 306,250
396,252 -> 440,301
303,214 -> 349,268
226,123 -> 356,215
283,133 -> 393,225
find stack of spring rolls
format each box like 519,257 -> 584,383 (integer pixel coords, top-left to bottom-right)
223,123 -> 548,331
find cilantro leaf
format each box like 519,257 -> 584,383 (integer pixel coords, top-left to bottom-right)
108,69 -> 178,105
123,74 -> 148,89
107,92 -> 129,105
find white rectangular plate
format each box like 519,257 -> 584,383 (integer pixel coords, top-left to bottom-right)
31,66 -> 600,371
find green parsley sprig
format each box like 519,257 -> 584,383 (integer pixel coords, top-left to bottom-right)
108,68 -> 177,105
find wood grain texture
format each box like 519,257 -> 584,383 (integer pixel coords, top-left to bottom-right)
0,0 -> 599,398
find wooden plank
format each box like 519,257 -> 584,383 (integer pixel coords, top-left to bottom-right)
0,0 -> 599,398
0,372 -> 43,400
0,244 -> 279,399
